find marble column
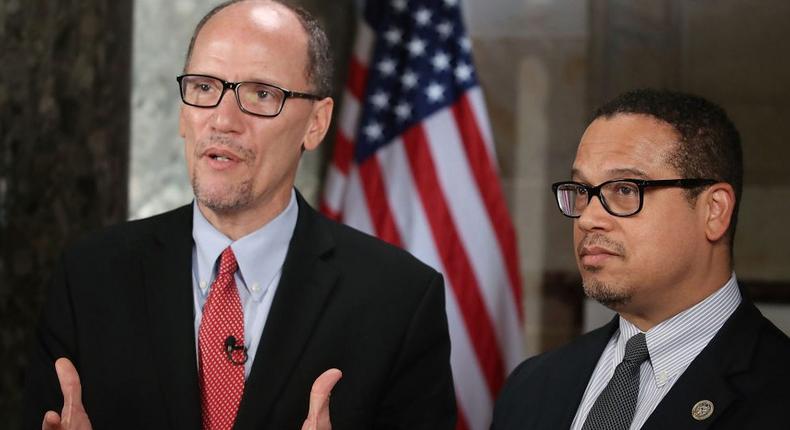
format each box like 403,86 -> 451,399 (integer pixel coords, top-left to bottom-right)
0,1 -> 132,424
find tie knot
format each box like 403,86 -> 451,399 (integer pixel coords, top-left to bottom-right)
218,247 -> 238,276
623,332 -> 649,364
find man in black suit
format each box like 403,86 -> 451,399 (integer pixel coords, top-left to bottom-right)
23,1 -> 455,429
492,89 -> 790,429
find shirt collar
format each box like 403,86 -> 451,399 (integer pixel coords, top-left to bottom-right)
615,273 -> 741,387
192,190 -> 299,301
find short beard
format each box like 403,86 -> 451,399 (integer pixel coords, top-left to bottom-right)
577,233 -> 630,308
191,134 -> 255,212
583,276 -> 631,309
192,174 -> 253,213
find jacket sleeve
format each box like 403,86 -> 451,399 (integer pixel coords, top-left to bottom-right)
374,272 -> 457,429
490,357 -> 533,430
22,256 -> 78,428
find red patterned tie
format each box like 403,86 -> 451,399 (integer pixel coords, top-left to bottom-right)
199,246 -> 245,430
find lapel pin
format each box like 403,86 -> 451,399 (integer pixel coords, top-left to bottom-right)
691,400 -> 714,421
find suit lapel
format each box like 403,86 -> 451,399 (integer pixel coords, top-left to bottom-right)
139,205 -> 202,430
234,193 -> 339,430
642,301 -> 760,430
552,318 -> 620,428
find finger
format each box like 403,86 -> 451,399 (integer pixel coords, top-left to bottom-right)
55,357 -> 83,426
302,368 -> 342,430
311,368 -> 342,398
42,410 -> 63,430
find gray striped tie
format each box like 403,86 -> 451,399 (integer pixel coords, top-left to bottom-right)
582,332 -> 650,430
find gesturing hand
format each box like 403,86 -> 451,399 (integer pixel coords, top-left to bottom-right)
301,368 -> 343,430
42,357 -> 93,430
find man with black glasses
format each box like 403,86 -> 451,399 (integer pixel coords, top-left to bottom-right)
492,89 -> 790,429
23,1 -> 455,429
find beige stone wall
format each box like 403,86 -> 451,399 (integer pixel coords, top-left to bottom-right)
589,0 -> 790,282
583,0 -> 790,338
680,1 -> 790,282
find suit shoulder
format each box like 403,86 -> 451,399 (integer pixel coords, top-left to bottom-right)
752,312 -> 790,370
757,314 -> 790,347
493,325 -> 612,428
64,205 -> 190,258
501,322 -> 613,394
319,214 -> 439,278
510,328 -> 600,377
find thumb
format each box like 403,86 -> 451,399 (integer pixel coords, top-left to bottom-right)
55,357 -> 83,425
302,368 -> 342,430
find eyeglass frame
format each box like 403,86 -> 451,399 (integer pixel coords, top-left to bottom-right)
551,178 -> 718,218
176,73 -> 324,118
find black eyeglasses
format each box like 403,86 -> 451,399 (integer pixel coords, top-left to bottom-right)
176,74 -> 323,118
551,178 -> 718,218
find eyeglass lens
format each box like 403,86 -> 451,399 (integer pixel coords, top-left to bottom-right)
556,181 -> 641,217
180,75 -> 285,116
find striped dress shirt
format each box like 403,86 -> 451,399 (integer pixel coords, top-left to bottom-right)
570,274 -> 742,430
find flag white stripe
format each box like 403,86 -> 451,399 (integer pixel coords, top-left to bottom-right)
467,87 -> 498,168
422,110 -> 523,368
353,18 -> 375,65
324,89 -> 358,216
375,140 -> 493,429
374,139 -> 422,249
445,285 -> 495,430
340,166 -> 375,236
338,91 -> 362,142
322,164 -> 347,215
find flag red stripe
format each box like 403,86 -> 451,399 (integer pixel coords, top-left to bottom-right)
347,56 -> 368,100
331,130 -> 355,175
358,157 -> 403,247
452,95 -> 523,320
401,124 -> 504,397
319,200 -> 341,222
456,408 -> 471,430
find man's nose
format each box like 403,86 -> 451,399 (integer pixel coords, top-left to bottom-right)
210,88 -> 245,133
576,194 -> 614,231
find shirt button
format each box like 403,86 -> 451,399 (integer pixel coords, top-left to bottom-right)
199,281 -> 208,291
656,371 -> 668,386
251,282 -> 260,293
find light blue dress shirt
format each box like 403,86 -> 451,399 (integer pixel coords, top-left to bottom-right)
191,190 -> 298,378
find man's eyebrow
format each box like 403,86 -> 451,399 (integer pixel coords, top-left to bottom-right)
570,167 -> 650,181
606,167 -> 649,178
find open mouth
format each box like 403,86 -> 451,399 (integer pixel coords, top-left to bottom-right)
203,147 -> 240,163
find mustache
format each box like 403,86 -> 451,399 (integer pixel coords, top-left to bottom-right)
195,134 -> 255,160
577,233 -> 626,257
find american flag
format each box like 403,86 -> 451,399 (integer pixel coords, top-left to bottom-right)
320,1 -> 524,428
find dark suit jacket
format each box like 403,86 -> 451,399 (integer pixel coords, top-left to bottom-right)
23,193 -> 456,429
491,299 -> 790,429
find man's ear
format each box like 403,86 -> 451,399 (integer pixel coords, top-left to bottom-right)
703,182 -> 735,242
302,97 -> 334,152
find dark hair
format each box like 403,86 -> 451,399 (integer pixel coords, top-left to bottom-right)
183,0 -> 333,97
593,88 -> 743,249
